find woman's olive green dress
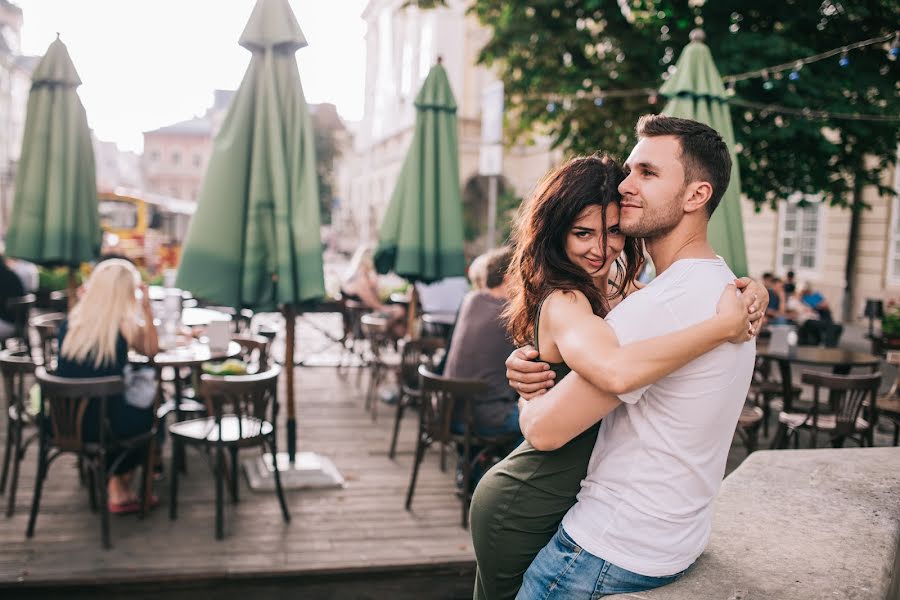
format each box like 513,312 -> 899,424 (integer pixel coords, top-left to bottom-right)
469,299 -> 601,600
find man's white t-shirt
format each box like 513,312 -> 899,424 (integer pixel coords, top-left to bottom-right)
561,258 -> 756,577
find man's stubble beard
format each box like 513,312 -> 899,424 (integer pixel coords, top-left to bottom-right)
619,185 -> 685,239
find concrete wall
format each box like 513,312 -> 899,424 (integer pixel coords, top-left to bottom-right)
615,447 -> 900,600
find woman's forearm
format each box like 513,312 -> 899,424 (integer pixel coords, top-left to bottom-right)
562,314 -> 732,396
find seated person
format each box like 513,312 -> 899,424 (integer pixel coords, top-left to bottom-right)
800,282 -> 834,322
0,249 -> 26,342
468,253 -> 490,291
340,245 -> 405,337
57,259 -> 159,513
783,270 -> 797,297
444,246 -> 519,437
764,275 -> 788,324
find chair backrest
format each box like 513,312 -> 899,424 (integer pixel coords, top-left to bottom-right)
0,351 -> 36,415
801,372 -> 882,436
35,367 -> 124,453
341,297 -> 370,340
418,366 -> 488,444
30,312 -> 65,371
400,338 -> 445,391
6,294 -> 36,338
199,366 -> 281,439
360,314 -> 391,361
232,334 -> 270,372
48,290 -> 69,313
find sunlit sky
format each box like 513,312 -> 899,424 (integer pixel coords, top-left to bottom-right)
15,0 -> 368,153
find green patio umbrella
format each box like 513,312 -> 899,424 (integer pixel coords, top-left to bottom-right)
660,29 -> 749,277
374,59 -> 466,331
175,0 -> 324,462
5,35 -> 99,297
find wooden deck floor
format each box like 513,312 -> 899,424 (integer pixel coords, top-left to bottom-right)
0,366 -> 476,599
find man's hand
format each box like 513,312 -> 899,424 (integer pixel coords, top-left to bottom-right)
506,345 -> 555,400
735,277 -> 768,335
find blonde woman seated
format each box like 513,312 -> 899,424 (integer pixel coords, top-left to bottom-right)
56,259 -> 159,514
341,245 -> 406,337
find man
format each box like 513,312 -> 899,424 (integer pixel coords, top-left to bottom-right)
445,246 -> 519,436
506,115 -> 757,598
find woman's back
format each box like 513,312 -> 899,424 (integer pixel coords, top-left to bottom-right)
56,320 -> 128,379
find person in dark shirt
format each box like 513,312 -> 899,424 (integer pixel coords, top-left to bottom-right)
0,252 -> 26,341
444,246 -> 519,436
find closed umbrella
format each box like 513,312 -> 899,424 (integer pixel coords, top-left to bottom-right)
5,35 -> 99,296
374,59 -> 467,331
175,0 -> 330,479
660,29 -> 749,277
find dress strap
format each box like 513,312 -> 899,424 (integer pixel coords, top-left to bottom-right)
533,295 -> 552,354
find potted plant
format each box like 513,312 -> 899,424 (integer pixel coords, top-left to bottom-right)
882,300 -> 900,348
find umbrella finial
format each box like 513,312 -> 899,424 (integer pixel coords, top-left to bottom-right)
56,32 -> 60,40
689,28 -> 706,43
437,55 -> 443,65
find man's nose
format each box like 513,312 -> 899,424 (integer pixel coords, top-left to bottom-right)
618,174 -> 635,196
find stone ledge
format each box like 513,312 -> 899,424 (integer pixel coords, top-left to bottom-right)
613,447 -> 900,600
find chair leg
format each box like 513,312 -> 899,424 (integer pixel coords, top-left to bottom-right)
440,442 -> 447,473
266,437 -> 290,523
139,439 -> 155,520
770,423 -> 788,450
169,439 -> 180,520
461,453 -> 472,529
98,459 -> 111,550
0,419 -> 13,494
215,441 -> 224,540
26,445 -> 47,538
760,395 -> 770,438
229,446 -> 239,503
405,435 -> 427,511
5,421 -> 23,517
893,422 -> 899,447
389,395 -> 405,460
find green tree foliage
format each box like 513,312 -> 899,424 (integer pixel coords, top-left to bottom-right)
459,1 -> 898,209
311,104 -> 344,224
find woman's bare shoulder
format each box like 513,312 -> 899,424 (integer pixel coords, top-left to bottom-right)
543,288 -> 594,319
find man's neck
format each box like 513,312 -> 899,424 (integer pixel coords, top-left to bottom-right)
486,285 -> 508,300
645,219 -> 717,275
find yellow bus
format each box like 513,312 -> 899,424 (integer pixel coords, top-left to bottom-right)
98,190 -> 194,271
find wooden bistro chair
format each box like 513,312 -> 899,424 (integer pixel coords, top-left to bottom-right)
388,337 -> 445,459
232,334 -> 270,373
30,312 -> 66,371
360,313 -> 400,422
749,356 -> 801,437
0,351 -> 37,517
338,297 -> 371,372
875,352 -> 900,446
27,369 -> 158,549
167,367 -> 290,540
3,294 -> 35,354
734,402 -> 765,455
407,366 -> 520,528
771,372 -> 881,450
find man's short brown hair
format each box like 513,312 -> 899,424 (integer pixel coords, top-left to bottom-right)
484,246 -> 514,290
636,115 -> 732,218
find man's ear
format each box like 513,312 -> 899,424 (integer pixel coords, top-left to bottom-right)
683,181 -> 713,215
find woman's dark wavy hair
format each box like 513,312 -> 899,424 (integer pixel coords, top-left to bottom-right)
504,154 -> 644,347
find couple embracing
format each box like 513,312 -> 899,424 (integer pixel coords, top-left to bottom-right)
470,115 -> 765,599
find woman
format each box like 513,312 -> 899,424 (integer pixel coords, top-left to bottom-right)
341,244 -> 406,337
57,259 -> 159,513
469,155 -> 762,600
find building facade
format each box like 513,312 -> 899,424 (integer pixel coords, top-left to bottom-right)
0,0 -> 36,234
334,0 -> 561,252
742,158 -> 900,322
140,89 -> 234,202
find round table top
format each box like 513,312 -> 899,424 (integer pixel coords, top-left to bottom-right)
181,307 -> 232,328
149,340 -> 241,367
757,344 -> 880,368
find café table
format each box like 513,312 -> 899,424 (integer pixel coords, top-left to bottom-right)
421,312 -> 456,342
756,344 -> 880,411
181,307 -> 233,328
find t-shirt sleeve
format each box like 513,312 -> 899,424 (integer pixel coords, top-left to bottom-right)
605,309 -> 651,405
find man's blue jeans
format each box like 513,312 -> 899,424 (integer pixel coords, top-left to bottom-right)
516,525 -> 687,599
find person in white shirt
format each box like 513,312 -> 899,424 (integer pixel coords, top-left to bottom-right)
505,115 -> 757,598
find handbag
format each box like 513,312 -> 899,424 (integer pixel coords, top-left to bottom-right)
123,364 -> 158,410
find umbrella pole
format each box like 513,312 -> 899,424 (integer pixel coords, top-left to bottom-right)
406,285 -> 419,340
67,268 -> 78,311
283,304 -> 297,463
